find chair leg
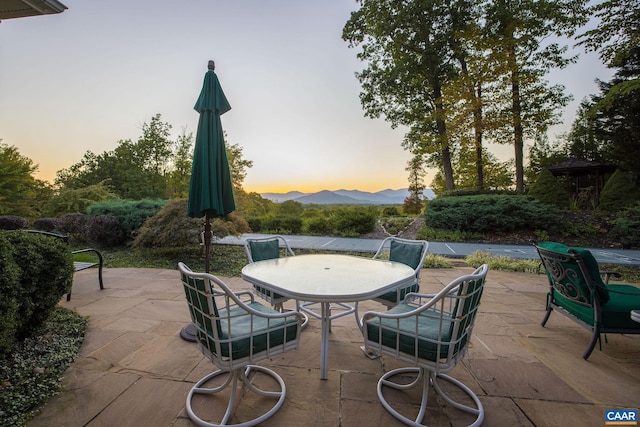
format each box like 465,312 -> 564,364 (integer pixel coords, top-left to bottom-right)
583,327 -> 600,360
186,365 -> 286,427
541,307 -> 552,326
541,294 -> 553,326
377,367 -> 484,427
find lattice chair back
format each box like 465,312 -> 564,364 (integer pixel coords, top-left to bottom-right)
373,237 -> 429,307
535,242 -> 609,309
244,236 -> 295,309
179,262 -> 301,371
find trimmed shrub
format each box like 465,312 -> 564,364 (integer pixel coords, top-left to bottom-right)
303,216 -> 332,235
527,169 -> 570,209
87,199 -> 167,242
86,215 -> 126,247
245,217 -> 262,233
261,216 -> 303,234
611,202 -> 640,248
599,169 -> 640,212
3,231 -> 73,341
0,234 -> 20,354
0,216 -> 29,230
33,217 -> 58,232
55,213 -> 88,244
330,207 -> 376,236
424,194 -> 562,233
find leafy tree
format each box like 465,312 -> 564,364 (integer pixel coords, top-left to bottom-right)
167,130 -> 194,198
403,154 -> 426,214
276,200 -> 304,217
45,182 -> 116,217
525,133 -> 569,186
483,0 -> 588,193
343,0 -> 472,191
0,142 -> 50,218
576,0 -> 640,67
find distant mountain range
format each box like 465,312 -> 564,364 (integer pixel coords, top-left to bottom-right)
260,188 -> 436,205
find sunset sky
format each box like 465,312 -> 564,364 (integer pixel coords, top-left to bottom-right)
0,1 -> 612,194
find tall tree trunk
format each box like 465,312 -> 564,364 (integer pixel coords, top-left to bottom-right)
474,83 -> 484,190
507,42 -> 525,193
433,82 -> 455,191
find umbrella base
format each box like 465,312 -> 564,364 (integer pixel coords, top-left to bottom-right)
180,323 -> 197,342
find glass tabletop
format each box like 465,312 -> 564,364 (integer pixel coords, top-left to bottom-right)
241,253 -> 415,302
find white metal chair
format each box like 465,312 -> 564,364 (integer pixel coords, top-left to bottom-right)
355,237 -> 429,328
244,235 -> 309,328
362,264 -> 489,427
178,262 -> 304,427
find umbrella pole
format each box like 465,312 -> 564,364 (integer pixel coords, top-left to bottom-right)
204,215 -> 212,273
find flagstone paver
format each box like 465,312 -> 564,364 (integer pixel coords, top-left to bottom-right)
26,266 -> 640,427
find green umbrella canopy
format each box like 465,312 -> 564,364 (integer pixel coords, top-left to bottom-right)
187,67 -> 236,219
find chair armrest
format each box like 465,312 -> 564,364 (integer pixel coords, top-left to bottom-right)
601,270 -> 622,284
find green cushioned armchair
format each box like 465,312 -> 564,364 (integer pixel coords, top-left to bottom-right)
534,242 -> 640,360
178,262 -> 304,426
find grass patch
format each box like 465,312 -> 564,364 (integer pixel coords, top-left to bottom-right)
465,250 -> 542,273
0,308 -> 86,426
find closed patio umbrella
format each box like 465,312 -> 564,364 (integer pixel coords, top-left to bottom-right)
181,60 -> 236,342
188,60 -> 236,273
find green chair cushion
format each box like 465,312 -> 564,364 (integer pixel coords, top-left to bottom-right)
553,284 -> 640,330
249,239 -> 280,262
198,302 -> 299,359
248,239 -> 287,300
365,304 -> 454,361
538,241 -> 610,305
377,240 -> 424,303
389,240 -> 423,270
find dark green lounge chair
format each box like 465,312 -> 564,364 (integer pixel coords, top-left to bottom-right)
534,242 -> 640,360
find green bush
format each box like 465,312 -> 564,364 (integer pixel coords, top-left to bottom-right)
303,216 -> 332,235
261,216 -> 303,234
55,213 -> 88,244
0,216 -> 29,230
527,169 -> 570,209
87,199 -> 167,242
86,215 -> 126,247
2,231 -> 73,342
599,169 -> 640,212
330,207 -> 376,236
424,194 -> 562,233
245,216 -> 262,232
133,199 -> 249,249
33,218 -> 58,232
0,235 -> 20,354
611,202 -> 640,248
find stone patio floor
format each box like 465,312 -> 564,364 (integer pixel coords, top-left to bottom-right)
27,265 -> 640,427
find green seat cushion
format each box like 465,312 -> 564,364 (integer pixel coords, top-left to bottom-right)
538,241 -> 610,305
364,304 -> 454,361
553,284 -> 640,330
198,302 -> 299,359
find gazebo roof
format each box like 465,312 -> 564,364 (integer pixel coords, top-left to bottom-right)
546,158 -> 616,177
